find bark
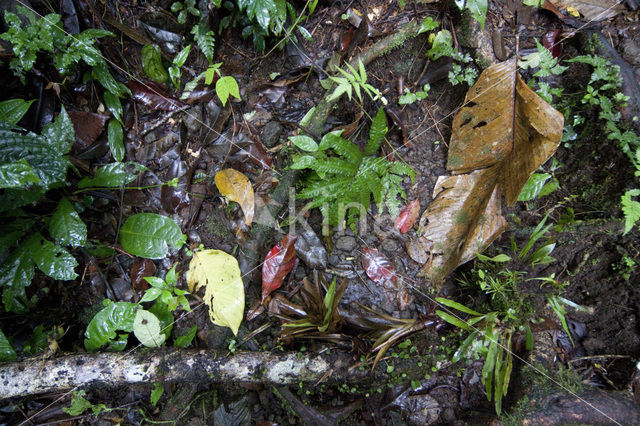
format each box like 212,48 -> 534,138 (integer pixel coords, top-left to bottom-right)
0,348 -> 427,400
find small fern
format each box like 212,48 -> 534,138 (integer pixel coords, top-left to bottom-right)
191,19 -> 215,64
290,107 -> 415,229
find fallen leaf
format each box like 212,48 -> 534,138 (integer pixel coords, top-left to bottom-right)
214,168 -> 255,225
126,81 -> 184,111
186,249 -> 245,335
394,199 -> 420,233
262,234 -> 297,302
542,30 -> 562,58
362,247 -> 397,287
544,0 -> 623,21
67,111 -> 109,149
408,58 -> 563,284
130,258 -> 156,294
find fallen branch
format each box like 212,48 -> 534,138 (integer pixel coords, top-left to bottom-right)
0,348 -> 430,400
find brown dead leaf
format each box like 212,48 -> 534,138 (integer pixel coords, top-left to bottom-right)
544,0 -> 624,21
408,58 -> 563,284
214,168 -> 255,225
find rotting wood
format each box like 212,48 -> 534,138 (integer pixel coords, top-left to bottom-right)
0,348 -> 430,400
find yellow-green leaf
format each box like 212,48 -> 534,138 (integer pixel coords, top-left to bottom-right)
214,168 -> 254,225
186,249 -> 244,335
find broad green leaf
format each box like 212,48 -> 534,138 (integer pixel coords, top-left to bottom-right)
215,168 -> 254,225
0,159 -> 40,188
290,155 -> 316,170
62,391 -> 93,416
41,107 -> 75,154
476,253 -> 511,263
215,76 -> 240,106
0,122 -> 70,190
141,45 -> 169,83
238,0 -> 277,31
150,383 -> 164,406
427,30 -> 453,60
436,297 -> 483,316
30,233 -> 78,280
84,300 -> 138,351
119,213 -> 186,259
0,328 -> 16,362
103,91 -> 123,124
173,44 -> 191,67
133,309 -> 166,347
0,217 -> 35,255
78,162 -> 147,188
186,249 -> 244,335
139,288 -> 163,303
0,238 -> 35,312
174,324 -> 197,348
289,135 -> 319,152
455,0 -> 487,28
49,197 -> 87,248
435,310 -> 474,331
365,107 -> 387,155
0,99 -> 34,125
418,17 -> 438,35
107,119 -> 125,162
148,300 -> 174,339
517,173 -> 551,201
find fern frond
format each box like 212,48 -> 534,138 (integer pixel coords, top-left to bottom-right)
365,107 -> 387,155
622,189 -> 640,235
389,161 -> 416,182
191,22 -> 215,64
319,132 -> 363,165
298,177 -> 351,199
312,157 -> 359,176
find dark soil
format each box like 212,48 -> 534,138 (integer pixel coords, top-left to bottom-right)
2,0 -> 640,424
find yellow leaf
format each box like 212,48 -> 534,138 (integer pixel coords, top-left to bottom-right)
214,168 -> 255,225
186,249 -> 244,335
566,6 -> 580,17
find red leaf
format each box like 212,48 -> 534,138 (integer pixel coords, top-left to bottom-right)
542,30 -> 562,58
67,111 -> 109,149
362,247 -> 397,286
126,81 -> 185,111
394,199 -> 420,234
261,234 -> 297,302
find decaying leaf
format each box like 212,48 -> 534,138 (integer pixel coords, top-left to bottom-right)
545,0 -> 623,21
362,247 -> 397,287
186,249 -> 245,335
408,58 -> 563,284
394,199 -> 420,234
215,168 -> 255,225
262,234 -> 297,302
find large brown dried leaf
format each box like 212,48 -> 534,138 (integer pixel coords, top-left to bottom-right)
545,0 -> 624,21
408,58 -> 563,284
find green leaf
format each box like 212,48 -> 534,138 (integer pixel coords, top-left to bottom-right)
0,328 -> 17,362
319,132 -> 362,165
174,324 -> 198,348
149,300 -> 174,338
289,135 -> 319,152
0,99 -> 34,125
42,107 -> 76,154
119,213 -> 186,259
622,189 -> 640,235
436,310 -> 474,331
215,76 -> 240,106
0,238 -> 35,312
186,249 -> 244,335
238,0 -> 277,31
141,45 -> 169,83
103,91 -> 123,125
78,162 -> 147,188
150,383 -> 164,406
453,329 -> 479,363
84,301 -> 138,352
365,107 -> 387,155
455,0 -> 487,28
0,159 -> 40,188
482,334 -> 498,397
139,288 -> 163,303
62,391 -> 93,416
476,253 -> 511,263
517,173 -> 551,201
191,24 -> 215,64
30,233 -> 78,280
418,17 -> 439,35
173,44 -> 191,67
435,297 -> 484,316
290,155 -> 317,170
133,309 -> 166,347
107,119 -> 125,162
427,30 -> 454,60
49,197 -> 87,248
